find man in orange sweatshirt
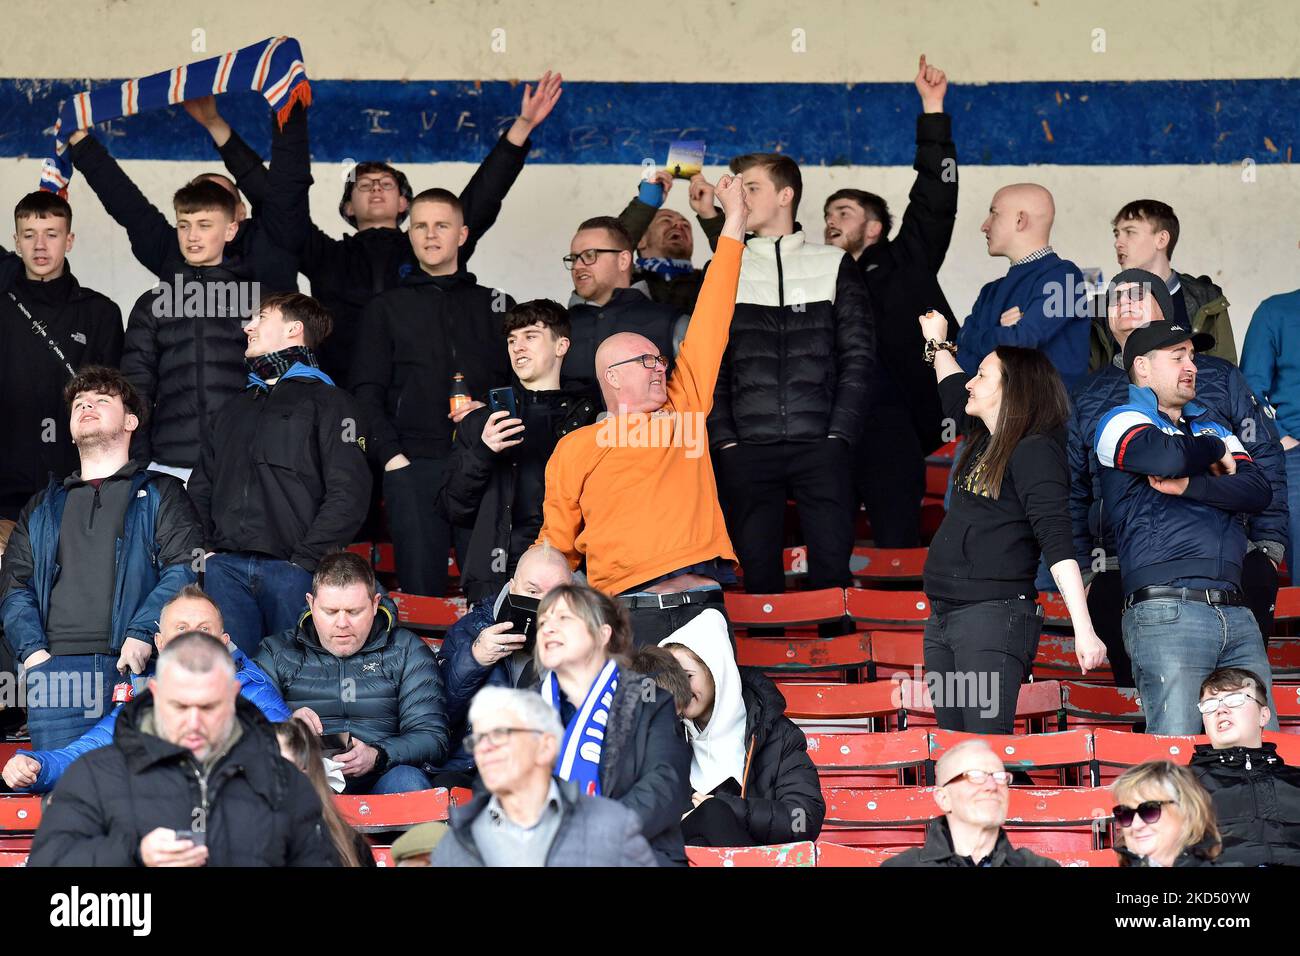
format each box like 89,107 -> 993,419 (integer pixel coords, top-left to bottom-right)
539,174 -> 748,646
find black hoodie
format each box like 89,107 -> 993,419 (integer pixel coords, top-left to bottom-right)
0,259 -> 123,518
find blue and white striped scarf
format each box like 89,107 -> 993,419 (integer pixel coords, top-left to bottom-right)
41,35 -> 311,197
544,660 -> 619,797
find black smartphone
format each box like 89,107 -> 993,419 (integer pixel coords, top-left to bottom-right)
709,777 -> 743,798
319,732 -> 352,758
174,829 -> 207,846
494,593 -> 541,654
488,387 -> 518,420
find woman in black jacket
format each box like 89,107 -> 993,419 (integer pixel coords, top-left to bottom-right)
1112,761 -> 1223,867
917,312 -> 1105,732
660,610 -> 825,847
535,584 -> 691,866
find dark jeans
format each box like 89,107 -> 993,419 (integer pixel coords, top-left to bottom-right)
343,764 -> 434,795
24,653 -> 118,751
715,438 -> 855,594
853,420 -> 925,548
203,552 -> 313,657
682,796 -> 756,847
922,595 -> 1043,734
384,457 -> 471,597
625,589 -> 735,649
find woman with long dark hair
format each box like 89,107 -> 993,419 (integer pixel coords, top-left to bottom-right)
917,312 -> 1106,732
275,720 -> 375,867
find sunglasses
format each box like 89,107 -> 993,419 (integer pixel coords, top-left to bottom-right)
1112,800 -> 1174,827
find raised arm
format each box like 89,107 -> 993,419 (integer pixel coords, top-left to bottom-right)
890,55 -> 958,273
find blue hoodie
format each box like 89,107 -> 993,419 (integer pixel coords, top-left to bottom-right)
15,646 -> 290,793
1242,289 -> 1300,439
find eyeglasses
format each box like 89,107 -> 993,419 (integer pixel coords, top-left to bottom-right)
1196,691 -> 1263,715
562,248 -> 624,270
941,769 -> 1013,787
1113,800 -> 1174,827
1111,284 -> 1148,304
607,353 -> 668,371
464,727 -> 543,751
354,179 -> 398,194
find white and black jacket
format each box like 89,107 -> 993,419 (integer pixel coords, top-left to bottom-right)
708,231 -> 875,448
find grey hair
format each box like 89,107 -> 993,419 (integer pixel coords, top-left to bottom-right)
155,631 -> 236,682
468,687 -> 563,743
934,738 -> 1002,787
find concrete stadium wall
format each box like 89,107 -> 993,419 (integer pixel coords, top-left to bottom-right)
2,0 -> 1298,348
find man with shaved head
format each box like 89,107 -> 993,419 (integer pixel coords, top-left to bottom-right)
539,175 -> 749,647
434,543 -> 576,784
882,740 -> 1058,867
952,182 -> 1090,390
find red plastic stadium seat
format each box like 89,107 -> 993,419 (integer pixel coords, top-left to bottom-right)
1041,849 -> 1119,867
1089,729 -> 1203,786
388,591 -> 467,630
1272,684 -> 1300,725
822,786 -> 1110,830
928,729 -> 1093,786
778,682 -> 903,723
848,548 -> 928,583
1264,731 -> 1300,763
868,630 -> 925,679
736,635 -> 870,678
805,730 -> 929,779
1061,681 -> 1142,729
723,589 -> 846,628
686,841 -> 816,867
919,502 -> 945,540
895,678 -> 1062,730
924,462 -> 951,498
1276,587 -> 1300,624
1033,633 -> 1112,681
0,852 -> 27,867
928,440 -> 959,461
845,589 -> 931,628
1037,591 -> 1071,627
814,841 -> 900,866
372,846 -> 393,866
0,742 -> 20,768
0,797 -> 42,833
1269,639 -> 1300,676
334,787 -> 469,833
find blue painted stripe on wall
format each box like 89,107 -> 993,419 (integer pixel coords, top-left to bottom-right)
1,78 -> 1296,167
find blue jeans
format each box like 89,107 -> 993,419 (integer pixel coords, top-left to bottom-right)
202,553 -> 313,657
1286,445 -> 1300,569
344,764 -> 433,795
24,653 -> 118,751
1122,599 -> 1280,735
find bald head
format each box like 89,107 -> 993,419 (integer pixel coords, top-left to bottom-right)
934,739 -> 1003,790
511,544 -> 574,599
596,332 -> 667,413
982,183 -> 1055,261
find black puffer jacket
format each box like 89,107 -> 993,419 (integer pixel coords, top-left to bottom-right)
709,668 -> 826,843
709,231 -> 875,448
350,268 -> 515,466
120,268 -> 251,468
254,599 -> 449,770
596,668 -> 693,867
1190,743 -> 1300,867
1116,835 -> 1223,867
436,384 -> 598,603
28,693 -> 337,867
564,285 -> 688,405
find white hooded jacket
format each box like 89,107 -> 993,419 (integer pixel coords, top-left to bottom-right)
660,609 -> 748,793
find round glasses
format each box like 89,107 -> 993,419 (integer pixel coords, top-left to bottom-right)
1113,800 -> 1174,827
1196,691 -> 1263,715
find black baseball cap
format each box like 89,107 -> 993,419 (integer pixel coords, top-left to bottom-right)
1107,268 -> 1176,325
1122,319 -> 1216,371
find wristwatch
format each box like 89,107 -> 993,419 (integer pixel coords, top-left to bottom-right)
924,339 -> 958,366
372,745 -> 390,775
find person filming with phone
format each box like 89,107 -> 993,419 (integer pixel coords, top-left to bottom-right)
436,299 -> 598,606
432,544 -> 574,786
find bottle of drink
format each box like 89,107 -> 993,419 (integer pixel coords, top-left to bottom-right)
449,372 -> 471,416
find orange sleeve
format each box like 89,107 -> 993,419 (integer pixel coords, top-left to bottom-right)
667,236 -> 743,413
536,435 -> 584,570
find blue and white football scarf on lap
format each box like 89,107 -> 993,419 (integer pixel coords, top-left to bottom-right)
544,659 -> 619,796
41,36 -> 311,196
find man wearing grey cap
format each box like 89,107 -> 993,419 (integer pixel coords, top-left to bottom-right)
1068,270 -> 1288,686
1091,311 -> 1279,734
